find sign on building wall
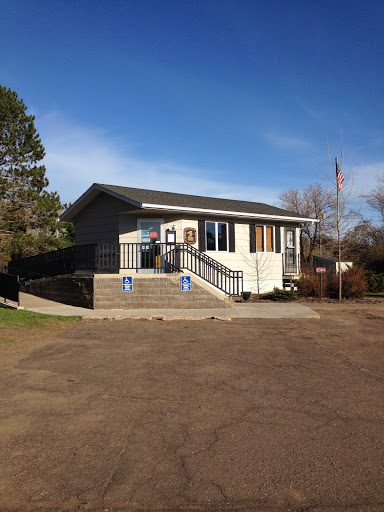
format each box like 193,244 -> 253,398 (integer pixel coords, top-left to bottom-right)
122,276 -> 133,291
181,276 -> 191,291
184,227 -> 197,244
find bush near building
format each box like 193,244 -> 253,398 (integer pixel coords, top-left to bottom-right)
296,273 -> 323,298
327,268 -> 368,299
365,270 -> 384,293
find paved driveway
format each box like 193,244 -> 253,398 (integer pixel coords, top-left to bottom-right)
1,306 -> 384,511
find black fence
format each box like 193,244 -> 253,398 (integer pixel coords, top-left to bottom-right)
8,244 -> 98,280
0,272 -> 19,304
9,243 -> 243,296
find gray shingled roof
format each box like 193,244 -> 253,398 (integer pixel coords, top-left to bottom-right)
98,183 -> 307,219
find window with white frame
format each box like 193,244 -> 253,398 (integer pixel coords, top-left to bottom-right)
206,221 -> 228,251
256,225 -> 274,252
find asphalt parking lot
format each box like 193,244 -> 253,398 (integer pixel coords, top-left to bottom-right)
1,305 -> 384,511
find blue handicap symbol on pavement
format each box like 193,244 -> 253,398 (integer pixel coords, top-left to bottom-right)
181,275 -> 191,291
122,276 -> 133,291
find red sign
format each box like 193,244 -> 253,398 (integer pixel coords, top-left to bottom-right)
316,267 -> 326,273
149,232 -> 158,238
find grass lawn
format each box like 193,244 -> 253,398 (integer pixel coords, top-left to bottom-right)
366,292 -> 384,298
0,308 -> 80,330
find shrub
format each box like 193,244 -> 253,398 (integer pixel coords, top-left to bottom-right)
327,268 -> 368,299
296,273 -> 323,297
365,270 -> 384,293
265,287 -> 298,301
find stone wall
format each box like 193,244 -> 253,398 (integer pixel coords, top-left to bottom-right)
21,275 -> 94,309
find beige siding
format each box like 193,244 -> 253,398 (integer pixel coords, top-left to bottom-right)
117,212 -> 301,293
119,214 -> 184,243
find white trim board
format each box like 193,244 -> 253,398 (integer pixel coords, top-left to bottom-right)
141,203 -> 316,223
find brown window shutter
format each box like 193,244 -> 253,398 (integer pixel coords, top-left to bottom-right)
256,226 -> 264,252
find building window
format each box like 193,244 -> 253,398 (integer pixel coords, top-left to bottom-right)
256,226 -> 274,252
206,222 -> 228,251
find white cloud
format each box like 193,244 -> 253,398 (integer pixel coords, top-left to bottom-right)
39,112 -> 281,206
264,132 -> 311,150
349,161 -> 384,196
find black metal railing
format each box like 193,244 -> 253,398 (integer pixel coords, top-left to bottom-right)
283,248 -> 299,274
8,244 -> 98,280
169,244 -> 243,296
0,272 -> 19,304
9,243 -> 243,296
97,243 -> 243,295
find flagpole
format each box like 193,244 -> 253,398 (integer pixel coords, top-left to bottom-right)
336,157 -> 342,300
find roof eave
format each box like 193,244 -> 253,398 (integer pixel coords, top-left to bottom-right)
140,202 -> 316,223
59,183 -> 142,222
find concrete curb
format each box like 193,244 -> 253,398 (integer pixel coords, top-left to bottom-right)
18,293 -> 320,320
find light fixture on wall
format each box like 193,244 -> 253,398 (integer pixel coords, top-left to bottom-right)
171,224 -> 176,230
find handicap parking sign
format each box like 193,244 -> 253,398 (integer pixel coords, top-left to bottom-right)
122,276 -> 133,291
181,275 -> 191,291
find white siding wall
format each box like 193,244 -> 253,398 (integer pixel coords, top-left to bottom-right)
118,214 -> 300,292
187,218 -> 284,293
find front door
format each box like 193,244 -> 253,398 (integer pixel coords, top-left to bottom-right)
137,219 -> 164,273
285,229 -> 296,272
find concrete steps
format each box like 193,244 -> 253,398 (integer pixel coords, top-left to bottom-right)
94,274 -> 232,309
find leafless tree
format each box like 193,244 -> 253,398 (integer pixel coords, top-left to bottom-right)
281,133 -> 361,299
279,183 -> 335,265
242,250 -> 273,295
316,134 -> 362,299
364,174 -> 384,224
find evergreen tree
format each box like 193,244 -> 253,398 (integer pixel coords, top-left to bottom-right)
0,85 -> 73,260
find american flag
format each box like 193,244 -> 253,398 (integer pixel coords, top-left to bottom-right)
336,162 -> 344,192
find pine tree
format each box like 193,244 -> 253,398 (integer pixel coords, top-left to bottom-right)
0,85 -> 73,260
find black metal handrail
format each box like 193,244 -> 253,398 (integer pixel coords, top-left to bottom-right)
171,243 -> 243,296
8,244 -> 98,280
9,243 -> 243,296
97,243 -> 243,296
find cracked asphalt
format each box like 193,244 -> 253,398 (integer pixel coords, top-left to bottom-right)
1,305 -> 384,511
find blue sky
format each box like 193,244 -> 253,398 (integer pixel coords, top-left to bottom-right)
1,1 -> 384,220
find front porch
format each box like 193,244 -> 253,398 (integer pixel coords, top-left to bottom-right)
9,242 -> 244,298
282,248 -> 301,276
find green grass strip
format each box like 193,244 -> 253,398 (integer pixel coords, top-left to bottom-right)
0,309 -> 80,329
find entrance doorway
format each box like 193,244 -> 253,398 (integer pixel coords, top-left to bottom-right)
137,219 -> 165,273
285,229 -> 296,273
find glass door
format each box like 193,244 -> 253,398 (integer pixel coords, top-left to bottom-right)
138,219 -> 164,273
